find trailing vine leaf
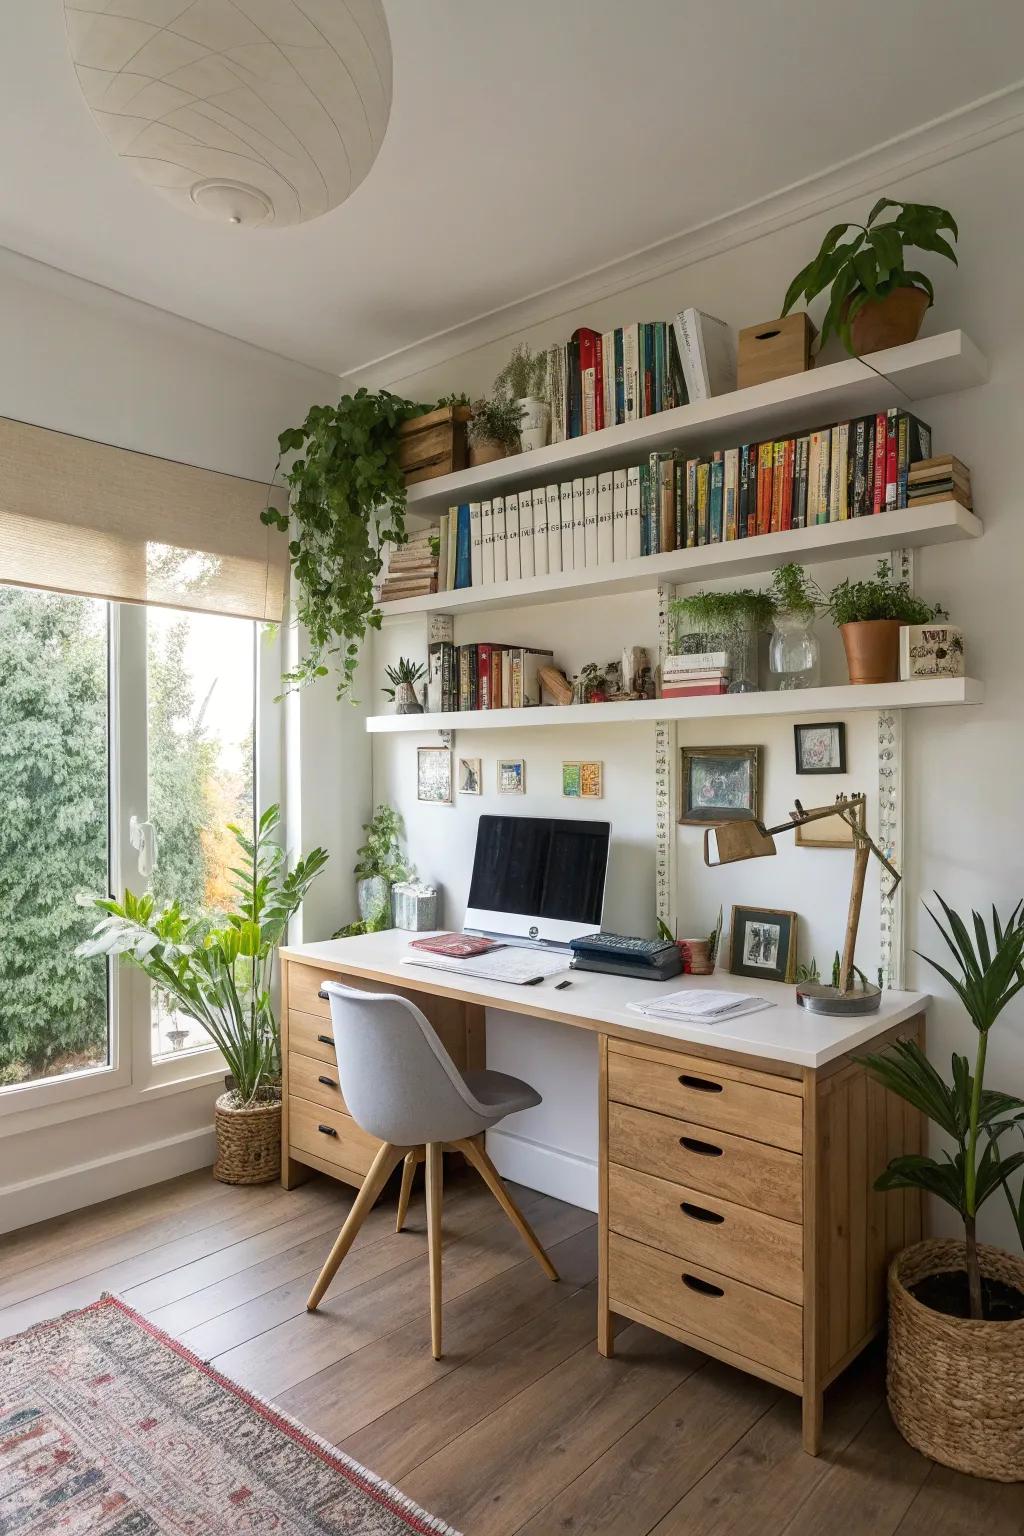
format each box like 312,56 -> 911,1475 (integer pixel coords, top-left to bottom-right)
263,390 -> 431,700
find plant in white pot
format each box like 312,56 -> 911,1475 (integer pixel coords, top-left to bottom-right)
382,657 -> 426,714
353,804 -> 410,931
862,895 -> 1024,1481
494,343 -> 550,451
77,806 -> 327,1185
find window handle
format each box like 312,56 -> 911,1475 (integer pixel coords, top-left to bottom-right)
129,816 -> 158,878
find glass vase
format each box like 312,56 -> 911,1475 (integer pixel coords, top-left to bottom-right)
726,616 -> 760,693
769,611 -> 821,690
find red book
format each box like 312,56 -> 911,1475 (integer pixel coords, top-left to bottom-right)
661,680 -> 730,697
409,933 -> 500,957
756,443 -> 773,535
593,334 -> 605,432
885,407 -> 899,509
574,328 -> 600,434
476,644 -> 492,709
781,439 -> 795,530
872,411 -> 887,513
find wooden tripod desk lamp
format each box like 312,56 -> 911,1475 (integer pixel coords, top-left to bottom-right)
704,793 -> 900,1015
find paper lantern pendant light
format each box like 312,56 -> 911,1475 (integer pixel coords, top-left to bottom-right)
64,1 -> 393,229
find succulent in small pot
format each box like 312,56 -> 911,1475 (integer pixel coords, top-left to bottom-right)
467,396 -> 524,465
493,343 -> 550,451
782,198 -> 958,357
825,560 -> 945,684
383,657 -> 426,714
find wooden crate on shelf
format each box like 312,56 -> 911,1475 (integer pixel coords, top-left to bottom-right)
397,405 -> 471,486
737,314 -> 816,390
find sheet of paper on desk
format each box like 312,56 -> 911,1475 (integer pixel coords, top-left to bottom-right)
627,989 -> 775,1023
401,948 -> 570,984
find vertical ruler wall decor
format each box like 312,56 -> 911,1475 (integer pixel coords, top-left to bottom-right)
654,582 -> 677,934
879,548 -> 911,987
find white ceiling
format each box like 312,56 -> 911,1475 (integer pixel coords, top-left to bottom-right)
3,1 -> 1024,378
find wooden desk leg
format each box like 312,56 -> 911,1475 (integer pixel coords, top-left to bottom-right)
802,1390 -> 823,1456
282,1156 -> 312,1191
597,1034 -> 614,1357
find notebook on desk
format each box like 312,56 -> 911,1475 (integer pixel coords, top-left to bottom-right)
401,947 -> 570,985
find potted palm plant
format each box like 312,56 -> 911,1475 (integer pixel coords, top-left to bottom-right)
826,560 -> 945,683
77,806 -> 327,1185
781,198 -> 959,356
862,896 -> 1024,1480
494,343 -> 550,450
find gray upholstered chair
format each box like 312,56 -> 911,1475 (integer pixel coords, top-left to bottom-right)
306,980 -> 559,1357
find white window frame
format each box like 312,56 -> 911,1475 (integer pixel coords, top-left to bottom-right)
0,601 -> 283,1123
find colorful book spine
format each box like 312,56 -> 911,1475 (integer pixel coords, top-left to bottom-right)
454,503 -> 472,588
709,455 -> 724,543
756,443 -> 773,534
781,438 -> 795,531
770,441 -> 785,532
723,447 -> 739,540
696,460 -> 710,545
658,453 -> 675,553
685,459 -> 699,548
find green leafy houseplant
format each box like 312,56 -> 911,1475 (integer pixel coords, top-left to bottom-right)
352,804 -> 411,932
770,562 -> 822,617
76,806 -> 328,1103
493,343 -> 548,402
782,198 -> 959,354
825,560 -> 943,627
468,396 -> 525,452
263,390 -> 430,700
862,897 -> 1024,1320
382,657 -> 427,703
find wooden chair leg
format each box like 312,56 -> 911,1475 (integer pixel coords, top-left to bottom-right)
453,1137 -> 559,1282
396,1150 -> 418,1232
307,1143 -> 408,1311
426,1142 -> 444,1359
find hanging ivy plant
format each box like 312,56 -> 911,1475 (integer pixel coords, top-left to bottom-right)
262,389 -> 429,699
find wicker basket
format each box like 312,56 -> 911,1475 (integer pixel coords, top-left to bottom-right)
213,1093 -> 281,1186
887,1238 -> 1024,1481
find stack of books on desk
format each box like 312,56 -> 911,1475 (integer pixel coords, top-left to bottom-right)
661,651 -> 731,698
380,528 -> 439,600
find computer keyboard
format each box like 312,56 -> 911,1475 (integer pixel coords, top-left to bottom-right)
569,932 -> 678,959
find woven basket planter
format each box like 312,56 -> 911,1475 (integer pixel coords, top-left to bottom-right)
887,1238 -> 1024,1481
213,1093 -> 281,1186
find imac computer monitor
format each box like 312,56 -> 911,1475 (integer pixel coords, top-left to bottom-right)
464,814 -> 610,948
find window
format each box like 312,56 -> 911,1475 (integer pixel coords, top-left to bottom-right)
0,586 -> 261,1104
146,609 -> 257,1060
0,588 -> 110,1089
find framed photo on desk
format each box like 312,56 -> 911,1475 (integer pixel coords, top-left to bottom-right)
729,905 -> 797,983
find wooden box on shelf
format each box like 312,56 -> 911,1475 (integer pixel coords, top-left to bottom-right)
397,405 -> 471,486
737,313 -> 817,390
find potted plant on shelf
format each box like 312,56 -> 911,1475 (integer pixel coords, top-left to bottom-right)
467,395 -> 524,466
670,589 -> 777,694
826,560 -> 945,684
493,343 -> 550,451
383,657 -> 426,714
76,806 -> 328,1186
861,896 -> 1024,1481
263,389 -> 430,700
768,562 -> 823,689
353,804 -> 410,931
781,198 -> 959,356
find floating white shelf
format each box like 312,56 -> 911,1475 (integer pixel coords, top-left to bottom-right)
381,499 -> 981,621
365,677 -> 984,734
401,329 -> 987,523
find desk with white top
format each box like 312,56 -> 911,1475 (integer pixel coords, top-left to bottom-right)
279,930 -> 927,1455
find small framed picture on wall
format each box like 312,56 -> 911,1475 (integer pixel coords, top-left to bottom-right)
458,757 -> 482,795
794,721 -> 846,774
562,761 -> 603,798
417,746 -> 452,804
729,906 -> 797,984
680,745 -> 761,824
497,758 -> 526,794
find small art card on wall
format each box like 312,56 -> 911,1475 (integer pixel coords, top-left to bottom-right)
417,746 -> 452,804
497,757 -> 526,794
562,761 -> 603,798
794,721 -> 846,774
680,745 -> 761,824
729,905 -> 797,984
458,757 -> 482,795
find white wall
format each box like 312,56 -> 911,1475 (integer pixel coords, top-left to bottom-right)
0,250 -> 359,1232
370,127 -> 1024,1239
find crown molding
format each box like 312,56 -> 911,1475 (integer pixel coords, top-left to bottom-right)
345,81 -> 1024,390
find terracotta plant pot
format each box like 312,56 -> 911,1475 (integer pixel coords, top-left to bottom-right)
840,619 -> 902,684
849,285 -> 929,356
468,437 -> 509,467
887,1239 -> 1024,1481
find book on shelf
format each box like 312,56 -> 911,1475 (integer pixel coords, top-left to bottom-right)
505,491 -> 521,583
469,502 -> 483,587
559,481 -> 574,572
661,676 -> 730,698
907,454 -> 972,509
481,499 -> 495,585
597,470 -> 614,566
572,477 -> 587,569
519,487 -> 536,580
583,475 -> 599,567
672,308 -> 736,401
546,483 -> 562,575
492,495 -> 507,584
663,651 -> 731,674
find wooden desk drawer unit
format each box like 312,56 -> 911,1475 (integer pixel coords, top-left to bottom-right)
288,1097 -> 380,1180
608,1231 -> 803,1382
288,1051 -> 348,1114
289,1010 -> 338,1066
608,1161 -> 803,1304
607,1099 -> 803,1224
608,1042 -> 802,1153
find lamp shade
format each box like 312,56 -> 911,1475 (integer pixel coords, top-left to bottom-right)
64,0 -> 393,228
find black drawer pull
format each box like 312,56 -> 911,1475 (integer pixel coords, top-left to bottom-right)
317,1033 -> 334,1047
679,1073 -> 723,1093
317,1074 -> 338,1089
682,1273 -> 725,1298
679,1135 -> 723,1157
318,988 -> 329,1001
681,1201 -> 724,1224
317,1123 -> 338,1138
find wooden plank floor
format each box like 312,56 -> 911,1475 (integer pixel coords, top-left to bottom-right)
1,1168 -> 1020,1535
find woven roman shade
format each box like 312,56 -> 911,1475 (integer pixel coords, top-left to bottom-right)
0,416 -> 287,622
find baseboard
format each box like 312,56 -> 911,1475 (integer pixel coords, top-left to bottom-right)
0,1126 -> 217,1236
486,1127 -> 598,1213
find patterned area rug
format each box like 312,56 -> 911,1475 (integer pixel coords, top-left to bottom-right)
0,1294 -> 460,1534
